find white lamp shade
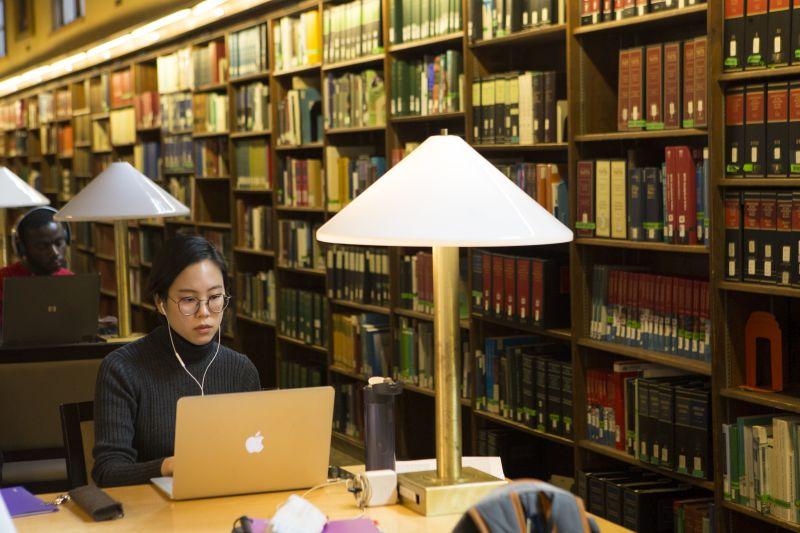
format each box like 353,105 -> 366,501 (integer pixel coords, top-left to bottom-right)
0,167 -> 49,208
316,135 -> 574,247
54,162 -> 190,222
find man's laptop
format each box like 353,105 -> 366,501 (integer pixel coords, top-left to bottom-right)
151,386 -> 334,500
1,274 -> 100,346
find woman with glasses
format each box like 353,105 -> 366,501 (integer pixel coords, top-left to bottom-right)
92,234 -> 260,487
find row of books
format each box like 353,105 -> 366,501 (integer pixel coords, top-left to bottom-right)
192,40 -> 228,88
157,48 -> 194,93
135,92 -> 160,130
235,201 -> 274,251
333,381 -> 364,441
193,92 -> 229,134
234,82 -> 270,133
277,88 -> 323,146
468,0 -> 566,42
281,360 -> 324,389
388,0 -> 462,45
161,92 -> 193,134
323,0 -> 383,64
74,149 -> 90,176
475,335 -> 573,437
92,121 -> 111,152
277,157 -> 323,208
324,147 -> 386,212
618,37 -> 708,132
110,108 -> 135,146
200,229 -> 232,264
397,251 -> 469,319
578,469 -> 712,532
234,139 -> 272,190
576,147 -> 710,245
134,141 -> 161,180
581,0 -> 705,25
278,288 -> 328,348
325,245 -> 391,306
111,69 -> 134,108
472,251 -> 570,328
38,92 -> 54,124
724,190 -> 800,285
494,161 -> 568,223
0,100 -> 24,130
163,133 -> 194,173
725,82 -> 800,178
331,312 -> 390,377
395,317 -> 472,399
90,74 -> 110,114
324,70 -> 386,130
586,362 -> 707,461
277,219 -> 325,271
590,265 -> 712,363
74,115 -> 90,147
722,413 -> 800,524
167,177 -> 193,214
390,51 -> 464,117
472,71 -> 566,145
230,23 -> 268,79
194,138 -> 228,178
273,11 -> 322,71
235,270 -> 277,324
724,0 -> 799,71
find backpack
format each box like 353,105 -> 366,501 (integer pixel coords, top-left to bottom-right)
453,480 -> 599,533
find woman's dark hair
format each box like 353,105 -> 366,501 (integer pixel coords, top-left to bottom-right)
147,234 -> 230,302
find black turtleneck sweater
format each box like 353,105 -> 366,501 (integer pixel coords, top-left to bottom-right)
91,325 -> 260,487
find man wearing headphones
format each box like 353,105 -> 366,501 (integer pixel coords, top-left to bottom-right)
0,206 -> 73,324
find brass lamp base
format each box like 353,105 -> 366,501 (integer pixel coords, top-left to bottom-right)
101,333 -> 146,343
397,467 -> 507,516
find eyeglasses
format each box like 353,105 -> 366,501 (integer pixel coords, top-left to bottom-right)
169,294 -> 231,316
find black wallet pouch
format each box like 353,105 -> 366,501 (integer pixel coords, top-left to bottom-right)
68,485 -> 124,521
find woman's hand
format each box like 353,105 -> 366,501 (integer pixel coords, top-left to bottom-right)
161,456 -> 174,476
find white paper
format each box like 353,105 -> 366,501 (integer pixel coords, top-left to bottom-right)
395,457 -> 505,480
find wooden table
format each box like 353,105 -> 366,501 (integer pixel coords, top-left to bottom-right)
15,483 -> 632,532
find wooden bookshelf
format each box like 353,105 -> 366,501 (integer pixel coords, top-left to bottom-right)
578,440 -> 715,491
574,237 -> 709,254
577,338 -> 712,376
321,53 -> 384,72
387,31 -> 464,53
573,3 -> 707,35
471,24 -> 567,48
0,2 -> 740,525
574,128 -> 708,142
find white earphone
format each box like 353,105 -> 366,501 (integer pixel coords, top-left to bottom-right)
160,301 -> 222,396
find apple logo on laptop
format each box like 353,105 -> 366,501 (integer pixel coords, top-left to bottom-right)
245,431 -> 264,454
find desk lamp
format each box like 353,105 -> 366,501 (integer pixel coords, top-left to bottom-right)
55,162 -> 189,340
316,133 -> 573,516
0,167 -> 49,267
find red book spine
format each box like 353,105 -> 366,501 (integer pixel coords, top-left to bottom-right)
532,259 -> 544,325
483,252 -> 492,314
576,160 -> 596,237
618,49 -> 631,131
517,257 -> 531,324
646,44 -> 664,127
694,37 -> 708,128
503,256 -> 516,320
683,40 -> 696,128
628,47 -> 645,129
493,254 -> 504,317
663,42 -> 682,130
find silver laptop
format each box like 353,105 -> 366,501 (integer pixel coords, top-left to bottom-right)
152,386 -> 334,500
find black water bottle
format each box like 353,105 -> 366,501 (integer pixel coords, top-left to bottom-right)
363,377 -> 403,471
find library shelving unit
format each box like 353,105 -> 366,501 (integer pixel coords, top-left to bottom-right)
0,1 -> 767,528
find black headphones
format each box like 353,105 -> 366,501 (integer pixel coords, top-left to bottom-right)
11,206 -> 72,258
